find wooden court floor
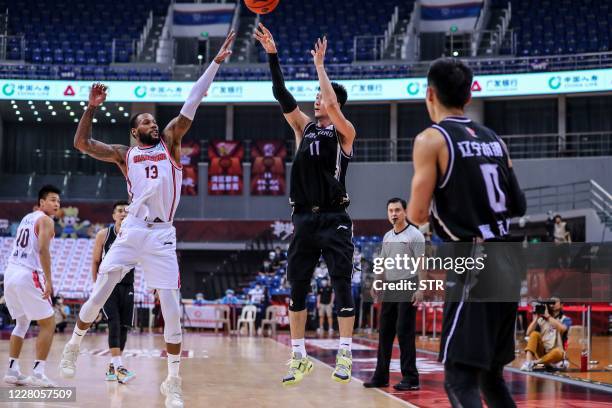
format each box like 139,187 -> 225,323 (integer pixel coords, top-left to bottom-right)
0,332 -> 412,408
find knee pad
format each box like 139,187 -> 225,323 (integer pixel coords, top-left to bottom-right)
120,326 -> 128,351
288,280 -> 309,312
158,289 -> 182,344
107,320 -> 121,349
79,270 -> 122,323
331,277 -> 355,317
11,316 -> 30,338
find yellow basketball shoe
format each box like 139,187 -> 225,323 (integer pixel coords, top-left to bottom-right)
332,349 -> 352,383
282,352 -> 313,386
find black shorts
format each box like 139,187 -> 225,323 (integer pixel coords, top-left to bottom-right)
102,283 -> 134,327
287,211 -> 354,282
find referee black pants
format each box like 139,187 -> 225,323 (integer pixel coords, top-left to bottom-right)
444,363 -> 516,408
372,301 -> 418,385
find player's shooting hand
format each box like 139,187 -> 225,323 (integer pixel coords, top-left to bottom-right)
253,23 -> 277,53
214,30 -> 236,64
311,36 -> 327,67
42,280 -> 53,300
88,83 -> 107,107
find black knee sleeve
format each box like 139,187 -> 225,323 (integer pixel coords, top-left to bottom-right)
288,280 -> 310,312
331,277 -> 355,317
108,320 -> 121,349
120,325 -> 128,351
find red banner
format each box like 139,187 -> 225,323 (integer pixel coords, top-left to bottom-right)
208,140 -> 244,195
250,140 -> 286,196
180,141 -> 200,196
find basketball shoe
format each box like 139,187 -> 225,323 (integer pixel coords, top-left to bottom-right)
282,352 -> 313,386
332,349 -> 352,383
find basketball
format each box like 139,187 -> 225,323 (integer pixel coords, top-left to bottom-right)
244,0 -> 279,15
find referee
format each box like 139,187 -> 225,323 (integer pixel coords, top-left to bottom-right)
91,201 -> 135,384
364,198 -> 425,390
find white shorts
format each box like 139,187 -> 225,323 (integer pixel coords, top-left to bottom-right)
99,215 -> 179,290
4,264 -> 54,321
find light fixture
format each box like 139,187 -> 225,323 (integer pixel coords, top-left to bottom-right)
70,111 -> 75,116
28,100 -> 33,105
93,118 -> 98,123
10,100 -> 15,104
80,101 -> 85,106
12,104 -> 18,109
62,101 -> 68,106
101,106 -> 106,111
45,101 -> 50,105
111,118 -> 116,123
123,112 -> 129,117
65,106 -> 71,110
83,106 -> 87,110
51,111 -> 57,116
37,117 -> 42,122
118,106 -> 124,111
15,110 -> 20,115
30,105 -> 35,109
18,117 -> 23,122
105,112 -> 111,117
33,111 -> 38,115
74,118 -> 79,123
48,105 -> 53,110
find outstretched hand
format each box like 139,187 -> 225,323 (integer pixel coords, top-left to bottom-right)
311,37 -> 327,67
88,83 -> 107,107
253,23 -> 277,53
214,30 -> 236,64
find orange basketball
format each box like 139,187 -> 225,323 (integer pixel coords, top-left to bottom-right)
244,0 -> 279,15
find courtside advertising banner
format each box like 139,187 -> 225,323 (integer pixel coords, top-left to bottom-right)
1,68 -> 611,103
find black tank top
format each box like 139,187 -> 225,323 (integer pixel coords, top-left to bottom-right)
289,122 -> 351,209
429,116 -> 515,241
102,224 -> 135,285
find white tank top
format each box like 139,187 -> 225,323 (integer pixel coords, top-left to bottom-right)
125,139 -> 182,223
8,210 -> 50,272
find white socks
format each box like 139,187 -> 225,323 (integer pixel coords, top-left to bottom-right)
68,326 -> 88,346
291,338 -> 306,357
339,337 -> 352,352
8,357 -> 19,372
33,360 -> 45,376
111,356 -> 123,368
167,353 -> 180,378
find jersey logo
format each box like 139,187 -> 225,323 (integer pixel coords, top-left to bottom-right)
133,153 -> 167,163
337,225 -> 349,230
465,127 -> 477,138
340,307 -> 354,312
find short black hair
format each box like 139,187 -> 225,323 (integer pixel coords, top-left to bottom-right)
387,197 -> 407,210
427,58 -> 473,109
331,82 -> 348,107
113,200 -> 129,212
38,185 -> 61,204
129,113 -> 143,129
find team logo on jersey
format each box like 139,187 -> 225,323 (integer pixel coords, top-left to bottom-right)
465,127 -> 477,138
133,153 -> 167,163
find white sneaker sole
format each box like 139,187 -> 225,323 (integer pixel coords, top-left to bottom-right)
4,376 -> 27,386
160,383 -> 184,408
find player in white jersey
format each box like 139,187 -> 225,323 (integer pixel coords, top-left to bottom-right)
58,31 -> 235,408
3,185 -> 60,387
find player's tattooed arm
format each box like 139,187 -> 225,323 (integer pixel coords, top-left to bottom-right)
407,128 -> 447,225
74,83 -> 128,174
163,31 -> 236,159
312,37 -> 356,153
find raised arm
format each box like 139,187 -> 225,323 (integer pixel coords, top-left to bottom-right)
91,228 -> 107,283
74,83 -> 128,176
36,216 -> 55,300
407,128 -> 446,225
254,23 -> 310,146
163,31 -> 235,161
311,37 -> 356,154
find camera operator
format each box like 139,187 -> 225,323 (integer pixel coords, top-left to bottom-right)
520,297 -> 571,371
